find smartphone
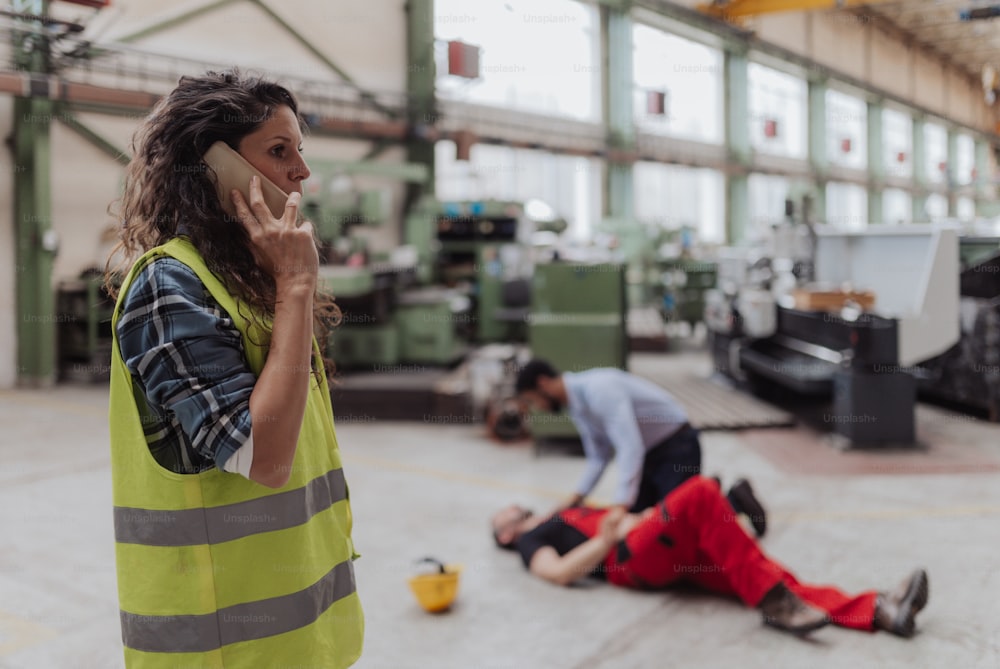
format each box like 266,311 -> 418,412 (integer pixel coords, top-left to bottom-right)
202,141 -> 290,219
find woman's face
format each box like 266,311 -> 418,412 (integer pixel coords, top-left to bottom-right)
236,105 -> 311,195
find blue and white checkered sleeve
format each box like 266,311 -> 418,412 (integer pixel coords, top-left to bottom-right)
117,257 -> 257,474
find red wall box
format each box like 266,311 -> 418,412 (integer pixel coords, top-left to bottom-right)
646,90 -> 666,116
448,41 -> 480,79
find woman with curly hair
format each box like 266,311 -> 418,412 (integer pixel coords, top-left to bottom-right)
104,70 -> 363,668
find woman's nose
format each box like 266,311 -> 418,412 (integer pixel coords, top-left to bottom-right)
291,155 -> 311,182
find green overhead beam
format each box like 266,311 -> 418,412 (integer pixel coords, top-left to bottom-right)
114,0 -> 392,118
308,160 -> 430,185
115,0 -> 239,44
247,0 -> 357,87
361,140 -> 392,162
55,108 -> 130,166
595,0 -> 634,10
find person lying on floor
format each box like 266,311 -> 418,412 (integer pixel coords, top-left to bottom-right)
491,475 -> 928,638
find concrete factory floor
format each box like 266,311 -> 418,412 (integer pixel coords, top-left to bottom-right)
2,350 -> 999,669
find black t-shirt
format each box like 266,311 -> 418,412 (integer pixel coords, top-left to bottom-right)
514,517 -> 606,580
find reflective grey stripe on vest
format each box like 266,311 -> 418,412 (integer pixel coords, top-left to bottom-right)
114,469 -> 347,546
121,558 -> 357,653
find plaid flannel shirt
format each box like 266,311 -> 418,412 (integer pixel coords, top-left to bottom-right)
116,257 -> 255,474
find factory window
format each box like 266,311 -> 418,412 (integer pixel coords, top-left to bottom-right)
826,182 -> 867,230
747,173 -> 791,242
922,193 -> 948,221
922,122 -> 948,185
633,162 -> 725,244
826,89 -> 867,171
632,24 -> 724,144
434,0 -> 600,122
882,188 -> 911,225
957,196 -> 976,222
882,108 -> 912,180
434,141 -> 601,240
747,63 -> 807,159
954,134 -> 976,187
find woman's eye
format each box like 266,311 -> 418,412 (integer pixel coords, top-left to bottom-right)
270,145 -> 285,157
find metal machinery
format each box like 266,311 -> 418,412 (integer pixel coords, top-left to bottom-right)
307,160 -> 468,369
658,257 -> 719,329
404,198 -> 544,345
707,222 -> 960,446
55,270 -> 114,382
914,237 -> 1000,420
523,261 -> 628,442
597,218 -> 718,332
324,193 -> 558,370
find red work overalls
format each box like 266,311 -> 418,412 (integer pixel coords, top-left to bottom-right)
558,476 -> 877,631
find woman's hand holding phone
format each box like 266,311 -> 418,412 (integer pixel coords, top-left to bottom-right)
230,176 -> 318,295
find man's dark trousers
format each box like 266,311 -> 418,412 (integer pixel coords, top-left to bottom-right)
629,424 -> 701,513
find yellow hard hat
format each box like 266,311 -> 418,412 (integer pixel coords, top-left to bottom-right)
408,558 -> 463,613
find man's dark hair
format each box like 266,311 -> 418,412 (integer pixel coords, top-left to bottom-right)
515,359 -> 560,394
493,529 -> 516,551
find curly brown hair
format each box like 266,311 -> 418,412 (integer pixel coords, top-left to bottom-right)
105,70 -> 339,376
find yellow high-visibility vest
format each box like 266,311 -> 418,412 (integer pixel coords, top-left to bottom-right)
108,237 -> 364,668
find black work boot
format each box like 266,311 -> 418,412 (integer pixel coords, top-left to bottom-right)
727,478 -> 768,537
873,569 -> 929,638
758,582 -> 830,636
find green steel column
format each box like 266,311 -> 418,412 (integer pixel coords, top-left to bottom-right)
911,116 -> 927,222
946,128 -> 959,217
602,3 -> 634,221
724,49 -> 750,244
807,77 -> 828,221
867,100 -> 884,224
975,139 -> 991,214
404,0 -> 436,219
13,0 -> 56,386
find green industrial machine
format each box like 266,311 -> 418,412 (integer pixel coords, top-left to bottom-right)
596,218 -> 718,331
395,288 -> 468,364
317,187 -> 571,369
318,265 -> 401,369
405,198 -> 535,345
657,257 -> 718,328
526,262 -> 628,441
304,158 -> 440,369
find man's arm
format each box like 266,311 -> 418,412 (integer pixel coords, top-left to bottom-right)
570,418 -> 611,503
599,392 -> 648,508
527,509 -> 624,586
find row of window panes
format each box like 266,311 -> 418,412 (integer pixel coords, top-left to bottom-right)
436,140 -> 980,251
434,3 -> 979,187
